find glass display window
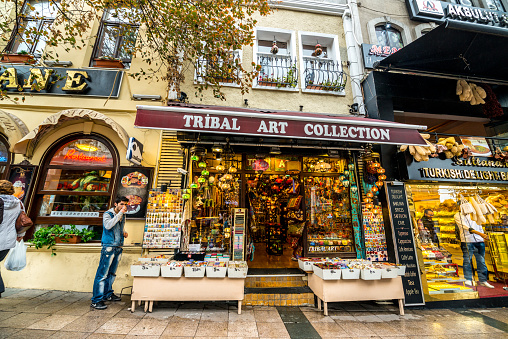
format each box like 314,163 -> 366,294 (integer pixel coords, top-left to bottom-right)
29,135 -> 118,235
0,134 -> 11,178
406,183 -> 508,301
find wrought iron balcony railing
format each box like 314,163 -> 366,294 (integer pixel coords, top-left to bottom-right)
256,54 -> 298,88
195,50 -> 241,84
303,57 -> 347,92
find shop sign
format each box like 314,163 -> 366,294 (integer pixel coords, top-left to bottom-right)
446,4 -> 508,27
414,0 -> 444,17
126,137 -> 144,165
50,211 -> 100,217
0,65 -> 123,98
63,149 -> 108,163
136,108 -> 427,146
385,182 -> 425,306
362,44 -> 401,69
400,153 -> 508,184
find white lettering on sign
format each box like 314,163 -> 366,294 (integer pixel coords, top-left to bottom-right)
183,115 -> 240,131
303,123 -> 390,141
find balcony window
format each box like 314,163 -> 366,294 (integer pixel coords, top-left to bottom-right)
195,50 -> 241,84
7,0 -> 58,57
91,8 -> 139,68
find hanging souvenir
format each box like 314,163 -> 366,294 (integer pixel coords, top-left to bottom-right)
270,40 -> 279,54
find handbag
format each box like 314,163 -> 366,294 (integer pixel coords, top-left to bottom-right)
15,201 -> 33,234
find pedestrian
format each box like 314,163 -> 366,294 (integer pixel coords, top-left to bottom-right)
0,180 -> 25,298
454,211 -> 494,288
91,196 -> 129,309
421,209 -> 439,247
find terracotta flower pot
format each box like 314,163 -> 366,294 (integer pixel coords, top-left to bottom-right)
306,85 -> 320,90
1,54 -> 35,64
258,81 -> 277,87
54,235 -> 82,244
94,59 -> 125,68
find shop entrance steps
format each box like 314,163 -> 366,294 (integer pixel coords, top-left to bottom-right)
244,268 -> 314,306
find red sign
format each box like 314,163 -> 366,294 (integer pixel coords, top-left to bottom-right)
369,45 -> 401,57
135,106 -> 427,146
63,149 -> 107,163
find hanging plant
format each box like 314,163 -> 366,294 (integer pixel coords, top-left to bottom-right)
270,40 -> 279,54
482,84 -> 504,118
313,43 -> 322,57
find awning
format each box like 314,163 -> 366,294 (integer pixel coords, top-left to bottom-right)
135,104 -> 427,146
376,20 -> 508,84
0,110 -> 29,146
14,109 -> 129,156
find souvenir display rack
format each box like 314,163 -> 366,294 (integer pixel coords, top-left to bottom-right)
266,223 -> 284,255
362,203 -> 388,261
142,189 -> 183,249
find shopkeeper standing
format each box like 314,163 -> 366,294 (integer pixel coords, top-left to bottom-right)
421,209 -> 439,247
91,196 -> 130,310
454,212 -> 494,289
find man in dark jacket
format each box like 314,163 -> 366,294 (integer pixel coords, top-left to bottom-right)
91,196 -> 129,309
421,209 -> 439,247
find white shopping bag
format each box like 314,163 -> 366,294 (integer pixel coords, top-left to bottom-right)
4,240 -> 27,271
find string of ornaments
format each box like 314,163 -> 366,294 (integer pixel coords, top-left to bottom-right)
362,152 -> 386,214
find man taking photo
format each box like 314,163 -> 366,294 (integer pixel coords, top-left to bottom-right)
91,196 -> 129,310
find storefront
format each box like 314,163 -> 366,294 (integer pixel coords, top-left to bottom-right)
134,103 -> 427,269
396,148 -> 508,302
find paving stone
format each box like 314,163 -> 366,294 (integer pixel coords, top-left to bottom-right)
0,311 -> 49,328
28,314 -> 80,330
227,321 -> 258,337
195,320 -> 228,336
161,317 -> 199,337
128,318 -> 168,336
95,317 -> 142,335
256,322 -> 290,338
60,314 -> 112,332
5,328 -> 56,338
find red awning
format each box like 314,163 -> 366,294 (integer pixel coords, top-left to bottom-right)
135,104 -> 427,146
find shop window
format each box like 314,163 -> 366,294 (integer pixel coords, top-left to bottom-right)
30,135 -> 118,238
91,8 -> 139,68
6,0 -> 58,58
407,184 -> 508,301
255,28 -> 298,89
375,24 -> 404,49
299,33 -> 346,93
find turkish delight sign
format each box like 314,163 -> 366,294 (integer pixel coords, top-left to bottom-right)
385,182 -> 425,306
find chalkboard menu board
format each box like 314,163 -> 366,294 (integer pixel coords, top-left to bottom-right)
385,182 -> 425,306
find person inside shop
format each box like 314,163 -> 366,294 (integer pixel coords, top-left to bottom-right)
454,211 -> 494,288
0,180 -> 25,298
421,209 -> 439,247
91,196 -> 129,309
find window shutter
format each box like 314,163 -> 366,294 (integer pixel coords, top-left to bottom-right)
156,131 -> 183,188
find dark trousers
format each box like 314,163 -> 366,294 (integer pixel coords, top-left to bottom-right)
0,249 -> 10,294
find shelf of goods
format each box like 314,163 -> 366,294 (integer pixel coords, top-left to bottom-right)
362,206 -> 388,261
299,258 -> 405,315
266,223 -> 284,255
130,260 -> 248,313
423,259 -> 473,294
490,232 -> 508,274
143,189 -> 183,249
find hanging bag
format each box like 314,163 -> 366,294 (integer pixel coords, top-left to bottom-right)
459,195 -> 474,215
4,240 -> 27,271
15,201 -> 33,234
476,195 -> 489,215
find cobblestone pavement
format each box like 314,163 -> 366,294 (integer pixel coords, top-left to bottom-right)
0,288 -> 507,338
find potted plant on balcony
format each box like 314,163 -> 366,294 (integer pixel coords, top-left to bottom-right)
0,50 -> 35,64
94,56 -> 125,68
31,224 -> 96,256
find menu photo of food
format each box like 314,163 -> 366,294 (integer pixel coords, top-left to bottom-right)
116,167 -> 153,218
460,136 -> 492,157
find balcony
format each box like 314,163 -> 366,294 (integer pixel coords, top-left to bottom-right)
303,57 -> 347,93
195,50 -> 241,84
256,54 -> 298,89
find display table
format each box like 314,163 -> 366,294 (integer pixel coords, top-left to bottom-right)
307,274 -> 405,316
131,276 -> 245,314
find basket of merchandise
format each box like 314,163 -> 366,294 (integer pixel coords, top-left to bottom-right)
183,261 -> 206,278
131,262 -> 161,277
380,265 -> 399,279
360,264 -> 383,280
138,255 -> 171,263
227,261 -> 248,278
161,261 -> 183,278
204,253 -> 230,262
298,257 -> 324,272
341,267 -> 361,279
206,261 -> 228,278
313,263 -> 342,280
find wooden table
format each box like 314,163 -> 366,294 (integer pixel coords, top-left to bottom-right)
308,274 -> 405,316
131,276 -> 245,314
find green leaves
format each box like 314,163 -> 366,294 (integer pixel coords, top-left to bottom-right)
31,224 -> 97,256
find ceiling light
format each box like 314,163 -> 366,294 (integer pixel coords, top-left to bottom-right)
212,144 -> 223,153
269,147 -> 281,155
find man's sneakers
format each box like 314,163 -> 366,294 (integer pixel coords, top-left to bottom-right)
464,280 -> 473,286
105,293 -> 122,302
90,301 -> 107,310
479,281 -> 495,288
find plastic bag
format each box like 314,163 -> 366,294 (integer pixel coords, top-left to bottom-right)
4,240 -> 27,271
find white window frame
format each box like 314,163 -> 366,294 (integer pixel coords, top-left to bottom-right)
298,31 -> 345,96
193,48 -> 243,87
253,27 -> 298,91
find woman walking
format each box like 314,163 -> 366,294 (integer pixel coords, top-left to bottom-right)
0,180 -> 24,297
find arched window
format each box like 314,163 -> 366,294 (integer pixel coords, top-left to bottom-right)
375,24 -> 404,49
29,134 -> 119,238
0,134 -> 11,178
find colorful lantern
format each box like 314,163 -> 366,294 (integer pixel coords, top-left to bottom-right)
198,161 -> 207,168
378,174 -> 387,181
191,155 -> 199,161
201,169 -> 209,176
198,176 -> 206,183
229,166 -> 237,173
377,168 -> 386,174
182,193 -> 190,200
371,186 -> 378,192
216,163 -> 225,171
190,183 -> 198,189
